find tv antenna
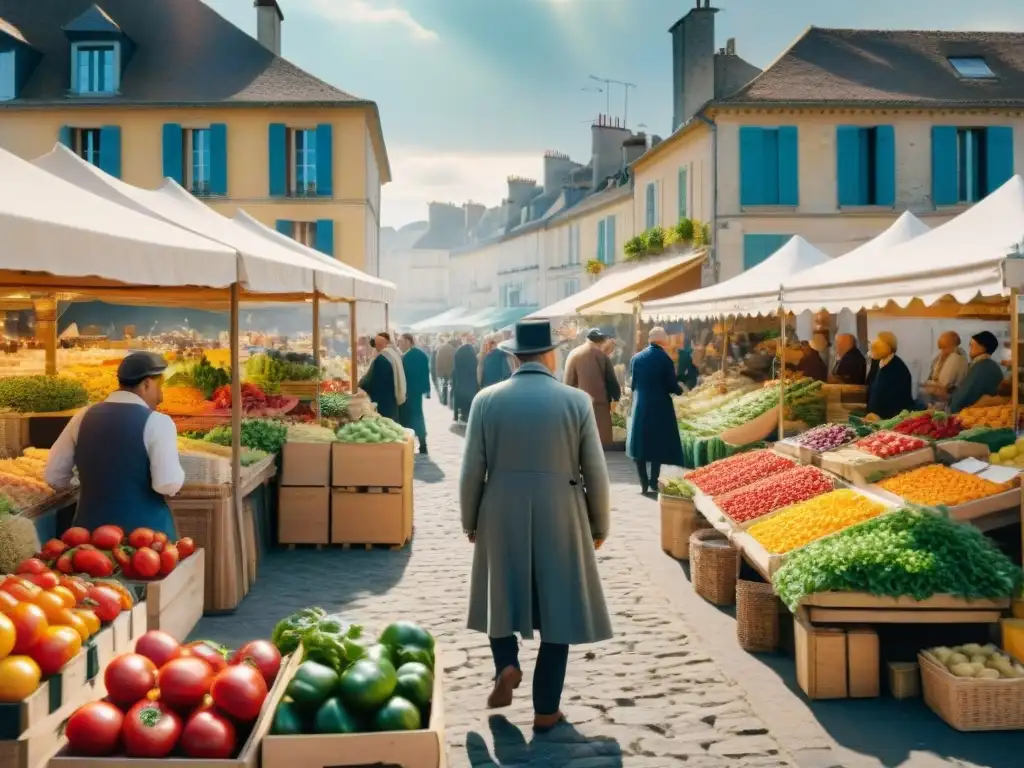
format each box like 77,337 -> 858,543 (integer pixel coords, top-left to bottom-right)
581,85 -> 607,116
589,75 -> 638,127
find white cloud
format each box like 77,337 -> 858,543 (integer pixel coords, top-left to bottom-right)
301,0 -> 438,42
381,147 -> 544,227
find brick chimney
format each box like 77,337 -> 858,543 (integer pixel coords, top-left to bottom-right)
505,176 -> 538,228
543,151 -> 579,193
463,202 -> 485,233
254,0 -> 283,55
670,0 -> 717,131
622,135 -> 647,168
591,114 -> 631,189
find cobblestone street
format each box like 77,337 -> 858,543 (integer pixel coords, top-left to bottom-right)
194,398 -> 1022,767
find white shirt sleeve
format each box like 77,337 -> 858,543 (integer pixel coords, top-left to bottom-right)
144,412 -> 185,496
44,407 -> 89,491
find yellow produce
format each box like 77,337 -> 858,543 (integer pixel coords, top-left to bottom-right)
999,445 -> 1018,461
958,403 -> 1013,429
62,365 -> 118,403
878,464 -> 1009,506
747,490 -> 887,554
158,387 -> 213,416
176,437 -> 233,458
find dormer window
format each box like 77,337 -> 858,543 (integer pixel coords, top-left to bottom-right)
72,43 -> 118,94
948,57 -> 994,79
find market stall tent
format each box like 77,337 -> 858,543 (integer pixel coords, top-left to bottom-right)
0,146 -> 237,288
528,250 -> 706,320
642,236 -> 831,321
410,306 -> 471,332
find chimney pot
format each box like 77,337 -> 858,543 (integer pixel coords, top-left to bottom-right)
254,0 -> 283,55
726,37 -> 736,54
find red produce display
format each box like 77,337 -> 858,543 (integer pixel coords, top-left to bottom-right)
135,631 -> 181,669
855,431 -> 928,459
686,449 -> 796,497
104,654 -> 158,706
891,412 -> 962,439
122,701 -> 182,758
65,702 -> 124,756
210,664 -> 268,722
717,465 -> 833,524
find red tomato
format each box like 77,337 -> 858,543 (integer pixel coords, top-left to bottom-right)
127,528 -> 155,549
210,664 -> 268,723
90,526 -> 124,550
131,548 -> 161,579
9,603 -> 48,654
1,577 -> 38,602
23,571 -> 59,590
158,656 -> 214,710
176,537 -> 196,559
65,701 -> 124,756
181,709 -> 237,759
30,626 -> 81,676
73,549 -> 114,579
0,591 -> 18,614
230,640 -> 282,686
86,586 -> 122,623
184,641 -> 228,674
54,553 -> 74,574
15,558 -> 48,575
111,546 -> 132,570
105,653 -> 157,705
152,532 -> 168,546
122,701 -> 182,759
150,540 -> 165,554
40,539 -> 68,561
134,631 -> 181,670
159,545 -> 179,577
61,527 -> 91,548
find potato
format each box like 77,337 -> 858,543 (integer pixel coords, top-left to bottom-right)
970,654 -> 989,666
977,668 -> 1001,680
962,643 -> 984,656
969,662 -> 988,676
931,647 -> 954,664
948,652 -> 969,666
980,644 -> 1000,656
950,663 -> 976,677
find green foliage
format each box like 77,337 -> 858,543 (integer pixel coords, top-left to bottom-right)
672,218 -> 695,244
642,226 -> 666,252
623,235 -> 646,261
204,418 -> 289,455
0,376 -> 88,413
319,392 -> 351,419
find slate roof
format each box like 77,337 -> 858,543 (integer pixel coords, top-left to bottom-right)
413,225 -> 466,251
722,27 -> 1024,107
0,0 -> 363,106
62,4 -> 120,35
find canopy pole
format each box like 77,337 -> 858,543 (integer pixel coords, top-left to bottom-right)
1012,288 -> 1019,435
719,314 -> 728,375
312,294 -> 321,417
349,301 -> 358,395
33,296 -> 57,376
229,282 -> 249,589
384,303 -> 390,336
778,306 -> 786,439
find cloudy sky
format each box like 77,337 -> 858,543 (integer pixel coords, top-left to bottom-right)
201,0 -> 1024,228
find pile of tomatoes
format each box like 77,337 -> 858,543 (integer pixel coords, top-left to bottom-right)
891,413 -> 963,440
717,465 -> 835,524
855,431 -> 929,459
31,525 -> 196,581
66,632 -> 282,759
0,570 -> 132,702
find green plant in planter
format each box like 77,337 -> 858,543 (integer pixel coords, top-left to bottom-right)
642,226 -> 666,253
623,235 -> 646,261
692,220 -> 712,248
586,258 -> 605,276
672,218 -> 695,245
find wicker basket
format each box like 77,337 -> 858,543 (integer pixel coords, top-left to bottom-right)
919,651 -> 1024,730
735,579 -> 779,652
888,662 -> 921,700
659,494 -> 710,559
689,529 -> 738,606
179,453 -> 233,485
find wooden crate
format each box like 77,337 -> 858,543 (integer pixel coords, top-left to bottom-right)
798,592 -> 1008,625
331,488 -> 412,547
819,445 -> 935,486
263,649 -> 446,768
278,487 -> 330,545
123,550 -> 205,642
278,380 -> 320,399
280,442 -> 331,487
331,438 -> 413,488
794,608 -> 848,700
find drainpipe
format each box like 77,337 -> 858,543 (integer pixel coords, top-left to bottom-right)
695,111 -> 718,284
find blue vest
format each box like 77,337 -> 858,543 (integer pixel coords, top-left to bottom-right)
73,402 -> 177,537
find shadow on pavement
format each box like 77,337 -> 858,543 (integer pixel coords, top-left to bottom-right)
415,455 -> 446,483
467,715 -> 623,767
189,544 -> 412,649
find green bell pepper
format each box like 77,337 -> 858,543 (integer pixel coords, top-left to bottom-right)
286,660 -> 340,709
313,697 -> 361,734
270,699 -> 307,735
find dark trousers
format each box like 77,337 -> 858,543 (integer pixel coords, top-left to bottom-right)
438,377 -> 450,406
636,461 -> 662,491
489,636 -> 568,716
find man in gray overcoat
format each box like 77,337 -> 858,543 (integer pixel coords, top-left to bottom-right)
460,319 -> 613,732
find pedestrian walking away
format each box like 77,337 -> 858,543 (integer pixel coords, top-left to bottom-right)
398,333 -> 431,454
479,333 -> 515,389
434,336 -> 457,405
563,327 -> 621,446
451,341 -> 479,423
627,326 -> 684,495
460,318 -> 612,732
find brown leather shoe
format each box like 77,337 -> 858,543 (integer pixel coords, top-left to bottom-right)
486,666 -> 522,709
533,710 -> 565,732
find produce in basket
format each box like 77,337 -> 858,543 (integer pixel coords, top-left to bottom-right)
0,500 -> 41,574
336,417 -> 407,444
746,489 -> 887,554
876,464 -> 1009,506
286,423 -> 337,443
891,412 -> 962,439
772,505 -> 1021,610
204,419 -> 289,455
925,644 -> 1024,679
660,477 -> 694,499
28,526 -> 196,580
716,465 -> 833,524
0,376 -> 88,413
855,431 -> 927,459
793,424 -> 855,452
319,392 -> 352,419
686,449 -> 795,497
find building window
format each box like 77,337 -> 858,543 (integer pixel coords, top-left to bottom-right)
957,128 -> 987,203
72,44 -> 117,95
187,128 -> 211,196
289,128 -> 317,196
292,221 -> 317,248
597,215 -> 617,265
563,278 -> 579,298
949,57 -> 994,79
739,126 -> 799,207
0,50 -> 14,101
836,126 -> 895,207
678,166 -> 688,219
645,182 -> 657,228
504,283 -> 522,307
568,224 -> 580,265
932,125 -> 1014,206
71,128 -> 103,166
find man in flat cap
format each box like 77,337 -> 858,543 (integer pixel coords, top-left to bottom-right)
950,330 -> 1006,412
46,351 -> 184,537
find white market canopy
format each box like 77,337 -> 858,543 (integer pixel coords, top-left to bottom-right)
643,236 -> 831,321
780,212 -> 930,315
33,144 -> 391,302
529,250 -> 706,320
0,146 -> 237,288
779,176 -> 1024,313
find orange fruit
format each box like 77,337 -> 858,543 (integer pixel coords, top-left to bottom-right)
32,591 -> 69,624
49,586 -> 76,610
72,609 -> 100,637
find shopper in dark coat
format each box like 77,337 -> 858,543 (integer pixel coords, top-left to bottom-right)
675,334 -> 698,390
865,331 -> 914,420
627,327 -> 684,494
358,333 -> 399,421
398,334 -> 431,453
950,331 -> 1006,412
452,342 -> 480,423
480,338 -> 515,389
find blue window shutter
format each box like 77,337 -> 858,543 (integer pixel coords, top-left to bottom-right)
985,126 -> 1014,195
315,219 -> 335,257
99,125 -> 121,178
268,123 -> 287,196
874,125 -> 896,206
161,123 -> 183,183
58,126 -> 72,148
0,51 -> 14,101
743,234 -> 791,271
739,127 -> 764,206
931,126 -> 958,206
597,220 -> 606,263
678,166 -> 688,218
836,126 -> 863,206
275,220 -> 293,237
606,216 -> 616,262
645,183 -> 655,228
209,123 -> 228,196
777,126 -> 799,206
315,124 -> 333,197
